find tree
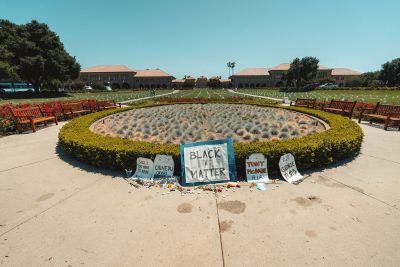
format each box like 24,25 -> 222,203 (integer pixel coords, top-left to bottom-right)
380,58 -> 400,86
182,79 -> 195,89
0,19 -> 80,92
285,57 -> 319,87
227,62 -> 236,76
360,71 -> 381,86
207,77 -> 222,88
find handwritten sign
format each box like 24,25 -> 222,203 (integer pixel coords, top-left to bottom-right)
180,139 -> 237,186
153,155 -> 174,179
279,153 -> 303,184
246,153 -> 269,183
133,157 -> 155,180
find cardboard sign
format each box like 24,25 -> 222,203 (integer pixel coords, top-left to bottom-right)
133,157 -> 155,180
279,153 -> 303,184
153,155 -> 174,179
180,139 -> 237,186
246,153 -> 269,183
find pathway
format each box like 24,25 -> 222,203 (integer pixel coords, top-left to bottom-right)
119,90 -> 180,104
0,122 -> 399,266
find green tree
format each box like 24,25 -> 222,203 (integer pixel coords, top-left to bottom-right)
380,58 -> 400,86
0,19 -> 80,92
360,71 -> 381,86
285,57 -> 319,87
207,77 -> 222,88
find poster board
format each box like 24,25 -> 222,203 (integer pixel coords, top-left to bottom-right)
279,153 -> 303,184
246,153 -> 269,183
180,139 -> 237,186
133,157 -> 155,180
153,154 -> 174,179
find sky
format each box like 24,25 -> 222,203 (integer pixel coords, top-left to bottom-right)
1,0 -> 399,78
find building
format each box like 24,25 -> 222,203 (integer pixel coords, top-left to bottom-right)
133,69 -> 174,88
196,76 -> 208,88
80,65 -> 136,88
231,63 -> 361,88
80,65 -> 174,88
331,68 -> 362,86
230,68 -> 272,88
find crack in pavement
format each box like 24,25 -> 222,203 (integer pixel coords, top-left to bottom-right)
0,176 -> 106,237
214,195 -> 226,267
360,152 -> 400,165
319,174 -> 399,212
0,156 -> 58,173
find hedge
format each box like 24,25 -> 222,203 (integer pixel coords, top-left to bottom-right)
58,101 -> 363,179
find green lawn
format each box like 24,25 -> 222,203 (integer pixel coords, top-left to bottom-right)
237,88 -> 400,105
2,88 -> 400,105
0,90 -> 174,105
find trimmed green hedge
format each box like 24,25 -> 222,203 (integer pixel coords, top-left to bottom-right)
58,101 -> 363,178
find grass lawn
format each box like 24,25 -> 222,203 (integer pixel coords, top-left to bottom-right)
0,89 -> 174,105
237,88 -> 400,105
163,88 -> 240,99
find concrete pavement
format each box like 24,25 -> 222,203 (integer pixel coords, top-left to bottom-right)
0,121 -> 399,266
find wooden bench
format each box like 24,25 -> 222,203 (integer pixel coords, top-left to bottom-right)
358,103 -> 400,130
290,98 -> 316,108
97,100 -> 121,110
10,106 -> 58,133
323,100 -> 357,119
61,102 -> 91,119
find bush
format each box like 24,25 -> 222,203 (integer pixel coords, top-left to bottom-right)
59,101 -> 363,178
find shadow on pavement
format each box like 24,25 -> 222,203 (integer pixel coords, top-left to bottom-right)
55,143 -> 124,179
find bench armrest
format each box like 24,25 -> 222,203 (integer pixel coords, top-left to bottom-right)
388,112 -> 400,119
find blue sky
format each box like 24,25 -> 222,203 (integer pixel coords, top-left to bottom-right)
1,0 -> 399,78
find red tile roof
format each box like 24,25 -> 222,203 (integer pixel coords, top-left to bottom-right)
81,65 -> 135,73
233,68 -> 270,76
332,68 -> 362,76
134,69 -> 173,77
270,63 -> 331,71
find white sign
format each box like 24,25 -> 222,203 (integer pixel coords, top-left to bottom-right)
246,153 -> 269,183
133,157 -> 155,180
153,155 -> 174,179
279,153 -> 303,184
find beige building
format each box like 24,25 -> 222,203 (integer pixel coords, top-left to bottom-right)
80,65 -> 174,88
331,68 -> 362,86
231,68 -> 272,88
231,63 -> 361,88
196,76 -> 208,88
133,69 -> 174,88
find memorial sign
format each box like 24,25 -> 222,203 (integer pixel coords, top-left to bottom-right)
153,154 -> 174,179
279,153 -> 303,184
180,139 -> 237,186
246,153 -> 269,183
133,157 -> 155,180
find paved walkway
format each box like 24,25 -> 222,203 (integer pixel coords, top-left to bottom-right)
228,89 -> 283,102
119,90 -> 179,104
0,122 -> 399,266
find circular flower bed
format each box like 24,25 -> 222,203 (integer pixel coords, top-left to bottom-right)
59,100 -> 363,177
91,104 -> 326,144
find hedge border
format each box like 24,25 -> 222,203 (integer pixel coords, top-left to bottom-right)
58,100 -> 363,178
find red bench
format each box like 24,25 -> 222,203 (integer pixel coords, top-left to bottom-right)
290,98 -> 316,108
97,100 -> 121,110
358,103 -> 400,130
323,100 -> 357,119
10,106 -> 58,133
61,102 -> 91,119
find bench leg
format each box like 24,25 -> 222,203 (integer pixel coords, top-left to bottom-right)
30,121 -> 36,133
54,117 -> 58,125
384,120 -> 389,131
16,123 -> 23,134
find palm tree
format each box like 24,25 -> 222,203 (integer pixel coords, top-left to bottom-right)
227,62 -> 236,77
227,62 -> 232,76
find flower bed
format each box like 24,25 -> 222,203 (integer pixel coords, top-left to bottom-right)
59,100 -> 363,178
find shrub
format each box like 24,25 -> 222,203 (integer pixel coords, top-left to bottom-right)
59,101 -> 363,178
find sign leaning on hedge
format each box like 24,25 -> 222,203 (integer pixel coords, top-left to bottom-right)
180,139 -> 237,186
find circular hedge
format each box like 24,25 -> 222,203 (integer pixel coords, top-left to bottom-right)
58,100 -> 363,178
